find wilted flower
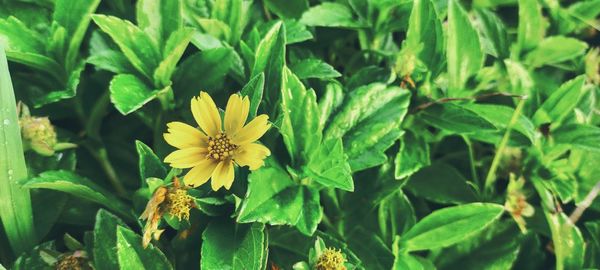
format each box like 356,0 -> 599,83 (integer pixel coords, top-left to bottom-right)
316,248 -> 347,270
54,251 -> 92,270
163,92 -> 271,190
505,174 -> 534,233
17,102 -> 76,156
140,177 -> 196,248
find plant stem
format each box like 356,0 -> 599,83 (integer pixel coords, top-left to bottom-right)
484,98 -> 527,194
83,142 -> 127,197
462,135 -> 479,186
569,180 -> 600,224
85,90 -> 110,140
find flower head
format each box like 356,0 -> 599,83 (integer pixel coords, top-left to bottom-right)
505,174 -> 534,233
163,92 -> 271,190
316,248 -> 347,270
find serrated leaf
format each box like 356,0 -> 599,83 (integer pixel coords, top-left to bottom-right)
109,74 -> 159,115
447,0 -> 484,95
237,160 -> 322,235
290,58 -> 341,79
92,14 -> 161,79
21,170 -> 134,220
93,209 -> 127,270
306,138 -> 354,191
532,75 -> 587,125
400,203 -> 504,251
240,73 -> 265,119
201,219 -> 266,270
252,21 -> 286,111
116,226 -> 172,270
394,131 -> 430,179
325,83 -> 411,172
0,45 -> 36,255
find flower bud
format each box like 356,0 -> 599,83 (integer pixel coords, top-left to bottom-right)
316,248 -> 346,270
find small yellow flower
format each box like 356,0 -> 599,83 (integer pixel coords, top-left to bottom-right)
316,248 -> 346,270
164,92 -> 271,190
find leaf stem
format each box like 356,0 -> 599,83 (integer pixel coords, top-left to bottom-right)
83,142 -> 127,197
462,135 -> 479,186
85,90 -> 110,140
569,180 -> 600,224
484,97 -> 527,195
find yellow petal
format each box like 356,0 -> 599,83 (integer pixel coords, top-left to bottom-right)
163,122 -> 208,149
164,147 -> 207,168
234,143 -> 270,170
211,160 -> 235,191
224,94 -> 250,135
231,114 -> 270,145
183,159 -> 218,187
191,92 -> 222,137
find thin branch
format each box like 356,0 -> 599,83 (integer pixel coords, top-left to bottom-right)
569,180 -> 600,224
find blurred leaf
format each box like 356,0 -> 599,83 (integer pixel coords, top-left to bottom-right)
447,0 -> 484,95
116,226 -> 172,270
476,8 -> 509,59
136,0 -> 182,45
406,163 -> 477,204
300,2 -> 367,28
173,47 -> 234,100
21,170 -> 134,220
553,124 -> 600,153
0,45 -> 36,255
525,36 -> 588,68
289,58 -> 341,79
283,20 -> 313,44
265,0 -> 309,19
532,75 -> 587,125
212,0 -> 243,44
201,219 -> 266,270
462,103 -> 536,146
400,203 -> 504,251
517,0 -> 545,51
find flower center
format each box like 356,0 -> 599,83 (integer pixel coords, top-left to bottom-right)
167,189 -> 195,221
207,133 -> 238,161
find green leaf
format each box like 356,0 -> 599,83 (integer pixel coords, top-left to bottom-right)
300,2 -> 367,28
517,0 -> 545,51
0,45 -> 36,255
306,138 -> 354,191
21,170 -> 134,220
420,103 -> 497,134
347,227 -> 394,269
394,131 -> 430,179
116,226 -> 172,270
475,8 -> 509,59
318,81 -> 344,130
264,0 -> 309,19
135,140 -> 167,185
212,0 -> 244,44
532,75 -> 587,125
553,124 -> 600,153
504,59 -> 534,94
109,74 -> 159,115
136,0 -> 182,45
462,103 -> 536,146
237,160 -> 322,235
532,179 -> 585,270
92,14 -> 161,79
201,219 -> 267,270
252,21 -> 286,111
289,58 -> 341,79
88,31 -> 136,74
403,0 -> 445,75
31,60 -> 86,107
0,16 -> 46,55
280,68 -> 322,164
447,0 -> 484,95
53,0 -> 101,70
153,28 -> 193,87
525,36 -> 588,68
283,20 -> 313,44
392,253 -> 427,270
93,209 -> 127,270
325,83 -> 411,172
406,163 -> 477,204
173,48 -> 234,101
240,73 -> 265,119
400,203 -> 504,251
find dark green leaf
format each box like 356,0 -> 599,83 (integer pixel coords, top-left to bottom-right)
201,219 -> 266,270
403,0 -> 445,75
406,163 -> 477,204
420,103 -> 497,135
240,73 -> 265,119
93,209 -> 127,270
462,103 -> 536,146
476,8 -> 509,59
251,21 -> 286,110
264,0 -> 309,19
400,203 -> 504,251
394,131 -> 430,179
135,140 -> 167,185
553,124 -> 600,153
116,226 -> 172,270
173,48 -> 234,100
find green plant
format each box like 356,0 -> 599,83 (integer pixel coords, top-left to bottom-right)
1,0 -> 600,269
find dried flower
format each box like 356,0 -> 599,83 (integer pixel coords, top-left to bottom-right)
505,174 -> 534,233
316,248 -> 346,270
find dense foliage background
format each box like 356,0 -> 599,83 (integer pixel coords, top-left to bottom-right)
1,0 -> 600,269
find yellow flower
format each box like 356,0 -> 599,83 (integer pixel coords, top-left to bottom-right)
163,92 -> 271,190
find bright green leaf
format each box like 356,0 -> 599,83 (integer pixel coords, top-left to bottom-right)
300,2 -> 367,28
240,73 -> 265,119
532,75 -> 587,125
201,219 -> 266,270
109,74 -> 159,115
116,226 -> 172,270
525,36 -> 588,68
289,58 -> 341,79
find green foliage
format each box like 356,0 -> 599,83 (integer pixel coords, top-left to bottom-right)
1,0 -> 600,269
